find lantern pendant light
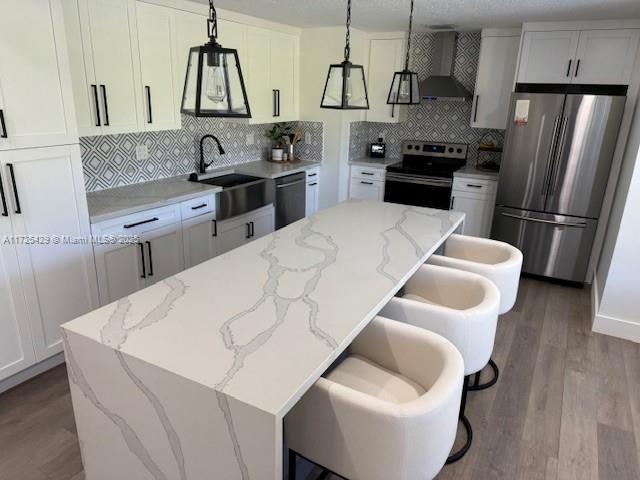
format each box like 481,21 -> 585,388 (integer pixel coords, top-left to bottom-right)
387,0 -> 420,105
181,0 -> 251,118
320,0 -> 370,110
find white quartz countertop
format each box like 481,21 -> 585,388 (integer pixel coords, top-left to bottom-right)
63,200 -> 464,417
349,157 -> 401,168
454,164 -> 500,181
87,176 -> 222,224
234,159 -> 320,178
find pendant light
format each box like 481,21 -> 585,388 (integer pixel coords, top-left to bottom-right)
181,0 -> 251,118
387,0 -> 420,105
320,0 -> 369,110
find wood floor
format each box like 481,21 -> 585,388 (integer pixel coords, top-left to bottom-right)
1,278 -> 639,480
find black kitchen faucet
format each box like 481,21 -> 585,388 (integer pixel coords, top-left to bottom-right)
199,134 -> 226,174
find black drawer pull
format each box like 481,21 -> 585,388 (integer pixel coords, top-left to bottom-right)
308,182 -> 318,186
100,85 -> 110,126
0,170 -> 8,216
360,172 -> 374,176
212,219 -> 217,237
246,222 -> 251,239
566,59 -> 572,78
139,243 -> 146,279
146,241 -> 154,277
308,173 -> 317,177
124,217 -> 159,229
0,109 -> 7,138
250,221 -> 255,238
466,184 -> 483,188
574,59 -> 581,77
145,86 -> 152,124
7,164 -> 21,214
91,85 -> 101,127
360,181 -> 374,185
191,203 -> 207,210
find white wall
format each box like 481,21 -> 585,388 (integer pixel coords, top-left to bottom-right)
594,95 -> 640,343
299,27 -> 368,209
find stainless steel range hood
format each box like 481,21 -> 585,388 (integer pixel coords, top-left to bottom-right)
419,32 -> 473,101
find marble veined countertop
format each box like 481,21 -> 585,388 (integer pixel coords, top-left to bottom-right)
63,200 -> 464,417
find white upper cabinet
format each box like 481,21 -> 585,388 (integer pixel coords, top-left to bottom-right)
0,0 -> 77,150
517,31 -> 580,84
573,30 -> 640,85
173,10 -> 207,117
366,37 -> 407,123
246,27 -> 273,123
471,30 -> 520,129
136,2 -> 180,131
517,28 -> 640,85
270,33 -> 297,122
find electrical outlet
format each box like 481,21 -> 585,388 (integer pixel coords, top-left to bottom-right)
136,145 -> 149,161
305,132 -> 312,145
246,132 -> 255,146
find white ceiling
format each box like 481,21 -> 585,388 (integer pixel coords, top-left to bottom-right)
207,0 -> 640,32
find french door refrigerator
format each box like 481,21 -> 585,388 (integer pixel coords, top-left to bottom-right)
492,91 -> 625,283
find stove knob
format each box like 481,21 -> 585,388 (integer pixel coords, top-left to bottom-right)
448,147 -> 454,153
457,148 -> 463,154
407,145 -> 413,150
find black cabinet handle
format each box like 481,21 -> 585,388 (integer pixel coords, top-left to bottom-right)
360,172 -> 374,176
566,59 -> 572,78
145,86 -> 152,124
191,203 -> 207,210
7,164 -> 21,214
146,241 -> 154,277
473,95 -> 479,123
212,219 -> 217,237
466,184 -> 483,188
273,90 -> 277,117
308,173 -> 317,178
574,59 -> 581,77
123,217 -> 159,229
246,222 -> 251,239
308,182 -> 318,186
250,221 -> 255,238
139,243 -> 147,279
91,85 -> 101,127
0,171 -> 8,217
100,85 -> 110,126
0,109 -> 7,138
450,196 -> 455,209
360,181 -> 373,185
277,90 -> 281,117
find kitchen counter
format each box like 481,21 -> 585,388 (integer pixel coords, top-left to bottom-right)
234,159 -> 320,179
349,157 -> 400,168
62,200 -> 464,480
455,164 -> 500,181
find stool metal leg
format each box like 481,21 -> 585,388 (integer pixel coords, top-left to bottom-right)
446,375 -> 473,464
468,358 -> 499,391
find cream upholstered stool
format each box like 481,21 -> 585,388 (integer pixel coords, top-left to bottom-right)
427,234 -> 523,390
379,264 -> 500,463
285,316 -> 464,480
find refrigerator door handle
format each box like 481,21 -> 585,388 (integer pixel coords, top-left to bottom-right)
549,117 -> 569,196
542,115 -> 562,196
501,212 -> 587,228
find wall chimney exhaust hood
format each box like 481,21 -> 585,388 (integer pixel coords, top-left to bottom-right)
419,32 -> 473,101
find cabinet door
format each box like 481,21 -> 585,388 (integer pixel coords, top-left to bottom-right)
451,192 -> 494,238
82,0 -> 141,134
472,34 -> 520,129
271,33 -> 297,122
143,224 -> 184,285
517,31 -> 580,84
246,27 -> 273,123
183,214 -> 218,269
573,30 -> 640,85
173,11 -> 207,120
366,38 -> 406,123
349,179 -> 384,201
218,217 -> 250,255
95,242 -> 146,305
306,181 -> 319,216
137,2 -> 179,131
250,206 -> 275,240
0,0 -> 76,150
0,205 -> 35,381
3,145 -> 97,360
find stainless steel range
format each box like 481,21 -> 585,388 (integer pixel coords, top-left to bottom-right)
384,141 -> 467,209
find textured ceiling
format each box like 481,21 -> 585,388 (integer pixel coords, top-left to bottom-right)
208,0 -> 640,31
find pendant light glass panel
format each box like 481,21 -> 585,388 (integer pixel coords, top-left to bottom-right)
321,62 -> 369,109
387,70 -> 420,105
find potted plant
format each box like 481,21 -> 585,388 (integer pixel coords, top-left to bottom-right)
265,123 -> 292,161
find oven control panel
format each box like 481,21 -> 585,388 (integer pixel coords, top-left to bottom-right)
401,141 -> 468,160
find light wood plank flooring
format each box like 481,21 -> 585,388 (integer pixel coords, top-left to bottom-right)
1,278 -> 639,480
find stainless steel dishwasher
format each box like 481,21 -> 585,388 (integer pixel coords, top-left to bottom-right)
275,172 -> 306,229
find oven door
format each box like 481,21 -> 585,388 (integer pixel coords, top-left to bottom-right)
384,173 -> 453,209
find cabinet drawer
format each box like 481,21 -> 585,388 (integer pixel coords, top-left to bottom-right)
452,177 -> 497,196
351,166 -> 385,182
180,194 -> 216,220
306,167 -> 320,181
92,204 -> 182,237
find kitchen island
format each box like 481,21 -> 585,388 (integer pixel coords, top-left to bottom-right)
61,200 -> 464,480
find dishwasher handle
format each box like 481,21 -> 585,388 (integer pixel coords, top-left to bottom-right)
276,178 -> 306,189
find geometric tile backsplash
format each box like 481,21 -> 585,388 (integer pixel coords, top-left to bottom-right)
80,117 -> 324,192
349,31 -> 504,166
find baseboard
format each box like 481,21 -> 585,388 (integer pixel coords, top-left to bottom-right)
0,353 -> 65,395
591,276 -> 640,343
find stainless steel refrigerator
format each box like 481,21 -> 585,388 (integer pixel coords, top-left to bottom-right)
492,92 -> 625,283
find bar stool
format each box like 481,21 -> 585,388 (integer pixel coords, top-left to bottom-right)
379,264 -> 500,463
427,234 -> 523,390
285,316 -> 464,480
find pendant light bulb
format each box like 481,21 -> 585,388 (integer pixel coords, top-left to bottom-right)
205,65 -> 227,103
398,76 -> 411,101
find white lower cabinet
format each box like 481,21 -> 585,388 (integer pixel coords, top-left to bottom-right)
142,224 -> 184,283
306,167 -> 320,216
0,145 -> 97,379
451,176 -> 497,238
349,165 -> 386,201
183,213 -> 218,269
218,205 -> 275,255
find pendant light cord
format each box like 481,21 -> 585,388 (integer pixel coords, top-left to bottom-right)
208,0 -> 218,43
344,0 -> 352,62
404,0 -> 414,70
